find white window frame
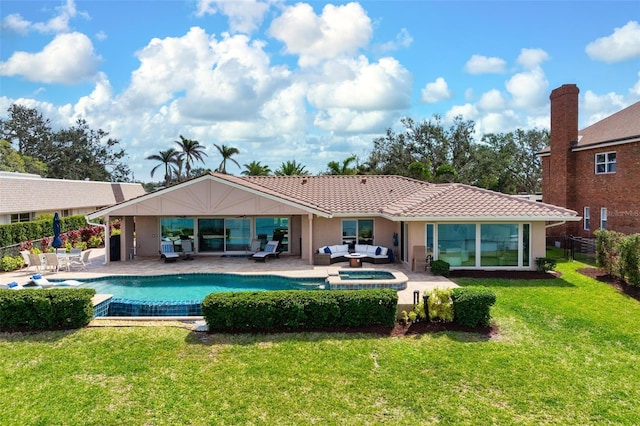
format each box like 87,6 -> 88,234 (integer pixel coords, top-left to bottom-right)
583,207 -> 590,230
600,208 -> 608,230
595,151 -> 616,174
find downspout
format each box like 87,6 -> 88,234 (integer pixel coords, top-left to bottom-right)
85,216 -> 108,265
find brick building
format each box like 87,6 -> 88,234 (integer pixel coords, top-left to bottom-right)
539,84 -> 640,238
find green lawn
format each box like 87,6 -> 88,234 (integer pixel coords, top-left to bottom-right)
1,260 -> 639,425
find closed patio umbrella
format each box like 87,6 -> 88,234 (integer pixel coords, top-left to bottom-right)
52,212 -> 63,248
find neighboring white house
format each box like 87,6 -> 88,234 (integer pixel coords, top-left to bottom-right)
86,173 -> 579,271
0,172 -> 146,225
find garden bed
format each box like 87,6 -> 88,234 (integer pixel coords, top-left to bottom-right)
578,267 -> 640,302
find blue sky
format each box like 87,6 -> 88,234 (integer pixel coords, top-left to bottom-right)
1,0 -> 639,180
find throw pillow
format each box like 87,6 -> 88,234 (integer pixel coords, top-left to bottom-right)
324,246 -> 332,254
375,246 -> 382,255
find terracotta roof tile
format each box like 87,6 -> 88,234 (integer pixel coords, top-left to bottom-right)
214,174 -> 577,220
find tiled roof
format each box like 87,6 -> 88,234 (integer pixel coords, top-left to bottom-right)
539,100 -> 640,154
0,173 -> 146,214
576,101 -> 640,147
215,174 -> 577,220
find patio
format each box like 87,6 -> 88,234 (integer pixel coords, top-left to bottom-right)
4,248 -> 456,310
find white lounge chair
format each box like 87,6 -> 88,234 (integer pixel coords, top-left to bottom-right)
251,241 -> 280,262
30,274 -> 82,288
70,249 -> 91,270
160,241 -> 180,262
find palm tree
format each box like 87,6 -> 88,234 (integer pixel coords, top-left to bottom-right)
175,135 -> 207,179
275,160 -> 308,176
326,155 -> 357,175
146,148 -> 180,187
242,161 -> 271,176
214,144 -> 240,174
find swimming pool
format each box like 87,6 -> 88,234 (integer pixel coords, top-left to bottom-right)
74,273 -> 326,302
66,270 -> 408,317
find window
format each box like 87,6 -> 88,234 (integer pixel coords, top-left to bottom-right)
584,207 -> 590,230
600,208 -> 607,230
161,217 -> 195,253
595,152 -> 616,174
255,217 -> 289,252
342,219 -> 374,248
197,218 -> 252,253
10,212 -> 32,223
437,224 -> 475,267
480,224 -> 518,267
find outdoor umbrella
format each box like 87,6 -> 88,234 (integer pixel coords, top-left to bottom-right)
52,212 -> 63,248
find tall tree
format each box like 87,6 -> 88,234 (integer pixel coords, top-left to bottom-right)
0,104 -> 53,155
50,119 -> 131,181
213,144 -> 240,174
326,155 -> 357,175
275,160 -> 308,176
146,148 -> 181,187
242,161 -> 271,176
175,135 -> 207,179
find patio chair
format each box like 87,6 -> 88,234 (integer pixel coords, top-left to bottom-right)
251,240 -> 280,262
160,241 -> 179,263
412,245 -> 432,271
20,251 -> 31,270
44,252 -> 60,272
70,249 -> 92,270
181,239 -> 195,260
27,253 -> 44,272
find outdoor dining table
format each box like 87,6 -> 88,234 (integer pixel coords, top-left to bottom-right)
56,252 -> 82,272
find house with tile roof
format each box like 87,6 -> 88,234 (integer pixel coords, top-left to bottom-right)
539,84 -> 640,238
0,172 -> 146,224
86,172 -> 578,271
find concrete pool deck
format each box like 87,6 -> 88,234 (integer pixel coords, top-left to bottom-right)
3,248 -> 457,312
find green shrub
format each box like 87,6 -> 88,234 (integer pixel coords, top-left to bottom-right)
451,287 -> 497,328
0,288 -> 95,331
202,289 -> 398,331
431,259 -> 450,276
619,234 -> 640,286
1,255 -> 24,272
595,229 -> 625,277
425,287 -> 454,322
535,257 -> 557,273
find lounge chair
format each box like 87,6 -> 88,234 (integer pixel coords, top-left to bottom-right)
29,274 -> 82,288
251,240 -> 280,262
1,281 -> 23,290
181,239 -> 195,260
160,241 -> 180,262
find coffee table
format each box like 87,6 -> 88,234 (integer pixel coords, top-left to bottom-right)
344,253 -> 367,268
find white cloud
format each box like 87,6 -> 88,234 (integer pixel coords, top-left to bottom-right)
306,56 -> 412,112
477,89 -> 506,112
586,21 -> 640,63
445,103 -> 479,122
73,72 -> 113,117
505,67 -> 548,109
0,32 -> 101,84
376,28 -> 413,52
268,2 -> 373,67
581,89 -> 627,125
1,14 -> 32,35
119,27 -> 290,121
464,54 -> 506,74
1,0 -> 87,35
420,77 -> 452,103
195,0 -> 271,34
517,48 -> 550,69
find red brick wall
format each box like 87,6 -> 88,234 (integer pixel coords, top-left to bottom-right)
543,84 -> 640,238
572,142 -> 640,237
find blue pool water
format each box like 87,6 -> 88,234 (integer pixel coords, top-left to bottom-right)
74,273 -> 326,302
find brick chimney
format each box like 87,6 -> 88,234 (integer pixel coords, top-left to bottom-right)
547,84 -> 579,213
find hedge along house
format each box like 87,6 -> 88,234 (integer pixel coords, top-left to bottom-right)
85,173 -> 579,270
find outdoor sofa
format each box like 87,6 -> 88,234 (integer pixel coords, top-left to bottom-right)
313,244 -> 391,265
